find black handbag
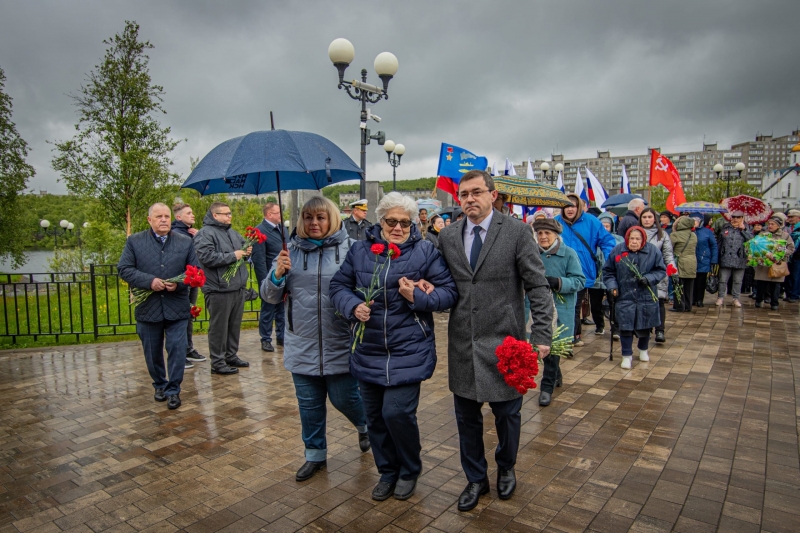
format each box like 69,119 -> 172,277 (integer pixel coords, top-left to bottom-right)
706,266 -> 719,294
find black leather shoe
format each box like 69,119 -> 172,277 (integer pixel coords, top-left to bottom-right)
261,340 -> 275,352
358,432 -> 371,452
457,479 -> 489,512
771,305 -> 779,311
372,480 -> 396,501
226,357 -> 250,368
754,302 -> 762,308
539,391 -> 551,406
154,388 -> 166,402
394,477 -> 417,500
211,365 -> 239,375
295,460 -> 325,481
655,331 -> 666,343
668,308 -> 683,313
167,394 -> 181,410
497,468 -> 516,500
276,339 -> 284,347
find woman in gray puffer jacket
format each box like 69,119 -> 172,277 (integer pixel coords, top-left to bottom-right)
640,208 -> 676,344
261,196 -> 369,482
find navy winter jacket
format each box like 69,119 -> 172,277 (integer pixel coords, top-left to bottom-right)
118,230 -> 197,323
694,226 -> 719,273
602,242 -> 666,331
329,224 -> 458,386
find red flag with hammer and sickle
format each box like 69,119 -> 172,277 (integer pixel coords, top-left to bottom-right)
649,149 -> 686,215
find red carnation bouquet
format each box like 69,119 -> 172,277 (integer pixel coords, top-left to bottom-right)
496,336 -> 540,394
352,242 -> 401,351
190,305 -> 202,318
222,226 -> 266,283
130,265 -> 206,307
666,264 -> 683,304
615,252 -> 657,302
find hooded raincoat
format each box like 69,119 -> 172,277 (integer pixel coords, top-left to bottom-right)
669,216 -> 698,279
555,194 -> 617,289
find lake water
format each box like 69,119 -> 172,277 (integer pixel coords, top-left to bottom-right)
0,251 -> 55,273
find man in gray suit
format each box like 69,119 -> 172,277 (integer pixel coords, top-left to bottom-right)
438,170 -> 553,511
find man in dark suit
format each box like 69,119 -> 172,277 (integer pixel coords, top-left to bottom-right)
437,170 -> 553,511
251,202 -> 286,352
171,203 -> 206,367
118,203 -> 197,410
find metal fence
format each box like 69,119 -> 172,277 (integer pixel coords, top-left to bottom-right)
0,264 -> 262,344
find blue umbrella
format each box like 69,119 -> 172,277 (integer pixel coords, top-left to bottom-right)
182,129 -> 363,247
182,130 -> 362,195
602,193 -> 648,216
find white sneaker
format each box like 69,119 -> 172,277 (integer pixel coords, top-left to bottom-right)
639,350 -> 649,362
621,356 -> 632,370
716,298 -> 723,306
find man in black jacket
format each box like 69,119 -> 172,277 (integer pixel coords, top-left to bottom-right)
251,202 -> 286,352
616,198 -> 645,237
343,199 -> 371,240
118,203 -> 197,410
171,203 -> 207,366
194,202 -> 252,375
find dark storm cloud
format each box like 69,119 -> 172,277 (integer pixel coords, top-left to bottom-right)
0,0 -> 797,193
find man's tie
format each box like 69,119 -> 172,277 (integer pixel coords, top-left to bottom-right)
158,235 -> 166,245
469,226 -> 483,271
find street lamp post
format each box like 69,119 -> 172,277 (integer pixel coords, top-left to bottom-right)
383,140 -> 405,191
714,162 -> 746,199
540,162 -> 565,185
328,38 -> 398,200
37,219 -> 72,247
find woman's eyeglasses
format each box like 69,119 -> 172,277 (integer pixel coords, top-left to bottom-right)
382,218 -> 412,228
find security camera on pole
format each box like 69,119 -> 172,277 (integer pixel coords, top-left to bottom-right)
328,38 -> 398,200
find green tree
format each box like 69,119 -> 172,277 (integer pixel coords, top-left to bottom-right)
0,67 -> 36,268
52,21 -> 180,236
685,181 -> 761,204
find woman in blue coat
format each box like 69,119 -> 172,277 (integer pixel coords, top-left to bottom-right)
261,197 -> 369,482
691,213 -> 718,307
330,192 -> 457,502
533,218 -> 585,407
603,226 -> 666,370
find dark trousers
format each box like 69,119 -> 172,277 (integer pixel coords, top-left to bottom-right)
359,381 -> 422,483
572,288 -> 588,338
540,354 -> 561,394
756,280 -> 781,306
694,273 -> 708,305
259,298 -> 285,343
657,298 -> 667,333
790,261 -> 800,300
186,286 -> 198,354
292,373 -> 367,462
588,288 -> 605,331
673,278 -> 695,311
136,319 -> 187,396
454,394 -> 522,483
205,289 -> 245,370
620,331 -> 650,356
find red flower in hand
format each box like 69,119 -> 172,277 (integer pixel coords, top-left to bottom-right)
495,336 -> 539,394
666,264 -> 678,277
615,255 -> 622,263
190,306 -> 202,318
388,243 -> 401,258
622,252 -> 629,258
371,244 -> 385,255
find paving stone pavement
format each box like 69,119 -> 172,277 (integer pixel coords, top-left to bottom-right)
1,296 -> 799,532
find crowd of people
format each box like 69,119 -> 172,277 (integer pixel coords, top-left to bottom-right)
117,172 -> 800,510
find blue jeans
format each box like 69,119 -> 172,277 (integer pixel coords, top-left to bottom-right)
291,373 -> 367,462
790,261 -> 800,300
136,319 -> 187,396
259,298 -> 285,343
360,380 -> 422,483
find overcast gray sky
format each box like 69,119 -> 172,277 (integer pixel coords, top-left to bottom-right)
1,0 -> 797,194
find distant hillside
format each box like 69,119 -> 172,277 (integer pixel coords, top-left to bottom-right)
322,177 -> 436,205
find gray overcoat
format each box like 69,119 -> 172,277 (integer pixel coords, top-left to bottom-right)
438,210 -> 553,402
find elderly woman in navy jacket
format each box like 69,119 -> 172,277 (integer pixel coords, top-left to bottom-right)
330,192 -> 457,502
603,226 -> 666,371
